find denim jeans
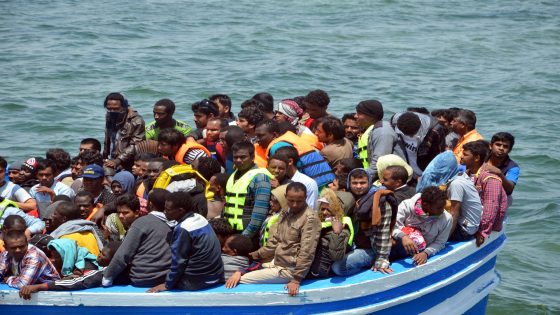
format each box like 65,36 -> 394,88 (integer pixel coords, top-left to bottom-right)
331,248 -> 376,277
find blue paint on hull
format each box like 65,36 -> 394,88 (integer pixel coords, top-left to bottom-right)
1,234 -> 505,315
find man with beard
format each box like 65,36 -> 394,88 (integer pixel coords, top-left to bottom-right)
342,113 -> 360,150
102,92 -> 145,171
145,98 -> 192,141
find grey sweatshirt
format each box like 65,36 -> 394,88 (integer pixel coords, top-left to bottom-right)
103,213 -> 172,287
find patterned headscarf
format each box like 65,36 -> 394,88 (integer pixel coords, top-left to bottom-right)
276,99 -> 304,125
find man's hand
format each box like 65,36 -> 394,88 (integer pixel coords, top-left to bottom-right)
285,280 -> 300,296
475,232 -> 486,247
225,271 -> 242,289
249,251 -> 259,260
412,252 -> 428,266
270,178 -> 280,189
372,266 -> 394,274
482,164 -> 502,176
35,186 -> 55,200
19,284 -> 42,300
104,159 -> 119,169
331,217 -> 343,234
401,235 -> 419,255
147,283 -> 167,293
24,229 -> 32,241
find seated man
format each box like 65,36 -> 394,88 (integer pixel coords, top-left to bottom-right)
416,151 -> 483,241
30,159 -> 75,215
331,168 -> 396,276
49,201 -> 104,256
314,116 -> 354,166
462,140 -> 508,246
102,194 -> 172,287
0,230 -> 60,288
0,207 -> 46,241
226,183 -> 322,297
0,156 -> 37,213
390,186 -> 453,265
380,165 -> 416,205
148,191 -> 223,292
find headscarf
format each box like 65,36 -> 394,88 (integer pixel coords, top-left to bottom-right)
271,185 -> 288,211
374,154 -> 414,186
415,151 -> 460,193
276,99 -> 304,126
112,170 -> 135,194
47,238 -> 100,276
105,212 -> 126,241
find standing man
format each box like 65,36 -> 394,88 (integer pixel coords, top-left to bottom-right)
102,92 -> 145,171
355,100 -> 398,180
210,94 -> 236,123
224,141 -> 272,239
302,89 -> 330,129
483,132 -> 519,199
145,99 -> 192,141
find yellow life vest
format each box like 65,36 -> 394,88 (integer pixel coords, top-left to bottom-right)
224,168 -> 273,231
153,164 -> 213,200
358,124 -> 374,169
321,216 -> 354,246
0,199 -> 20,229
261,213 -> 279,246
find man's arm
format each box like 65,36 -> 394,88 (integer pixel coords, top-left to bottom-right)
291,214 -> 321,283
367,126 -> 397,179
372,202 -> 394,270
477,177 -> 506,238
242,174 -> 271,238
115,115 -> 146,166
165,227 -> 192,290
6,251 -> 52,289
102,225 -> 143,286
13,187 -> 37,212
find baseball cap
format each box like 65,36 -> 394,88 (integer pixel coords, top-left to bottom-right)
82,164 -> 104,179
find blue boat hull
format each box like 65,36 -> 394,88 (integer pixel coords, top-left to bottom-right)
0,230 -> 506,314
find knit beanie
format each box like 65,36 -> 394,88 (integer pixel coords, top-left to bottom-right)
356,100 -> 384,121
276,99 -> 304,126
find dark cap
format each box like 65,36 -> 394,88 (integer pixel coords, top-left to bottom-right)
22,157 -> 40,173
356,100 -> 384,121
82,164 -> 104,179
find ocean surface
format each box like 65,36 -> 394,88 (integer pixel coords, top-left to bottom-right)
1,0 -> 559,313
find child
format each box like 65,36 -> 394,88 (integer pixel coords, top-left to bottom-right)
207,173 -> 228,220
46,238 -> 100,278
221,234 -> 253,279
259,185 -> 287,247
390,186 -> 453,266
18,241 -> 122,300
209,217 -> 234,248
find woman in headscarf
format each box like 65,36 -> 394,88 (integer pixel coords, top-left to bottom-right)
307,188 -> 353,279
110,171 -> 135,196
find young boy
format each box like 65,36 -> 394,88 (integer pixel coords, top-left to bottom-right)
221,234 -> 253,279
461,140 -> 508,246
204,117 -> 227,164
18,241 -> 122,299
484,132 -> 519,202
148,191 -> 224,292
390,186 -> 452,265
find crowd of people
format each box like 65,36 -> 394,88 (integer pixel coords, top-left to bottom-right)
0,89 -> 520,298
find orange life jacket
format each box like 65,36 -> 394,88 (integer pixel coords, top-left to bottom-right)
266,131 -> 314,158
174,140 -> 212,164
300,131 -> 323,150
254,143 -> 268,168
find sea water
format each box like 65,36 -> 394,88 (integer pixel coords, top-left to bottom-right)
1,0 -> 559,313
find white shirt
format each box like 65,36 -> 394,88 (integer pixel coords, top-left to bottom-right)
290,170 -> 319,211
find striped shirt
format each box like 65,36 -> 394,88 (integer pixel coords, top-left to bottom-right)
0,244 -> 60,289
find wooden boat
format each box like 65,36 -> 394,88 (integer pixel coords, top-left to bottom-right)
0,229 -> 506,314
